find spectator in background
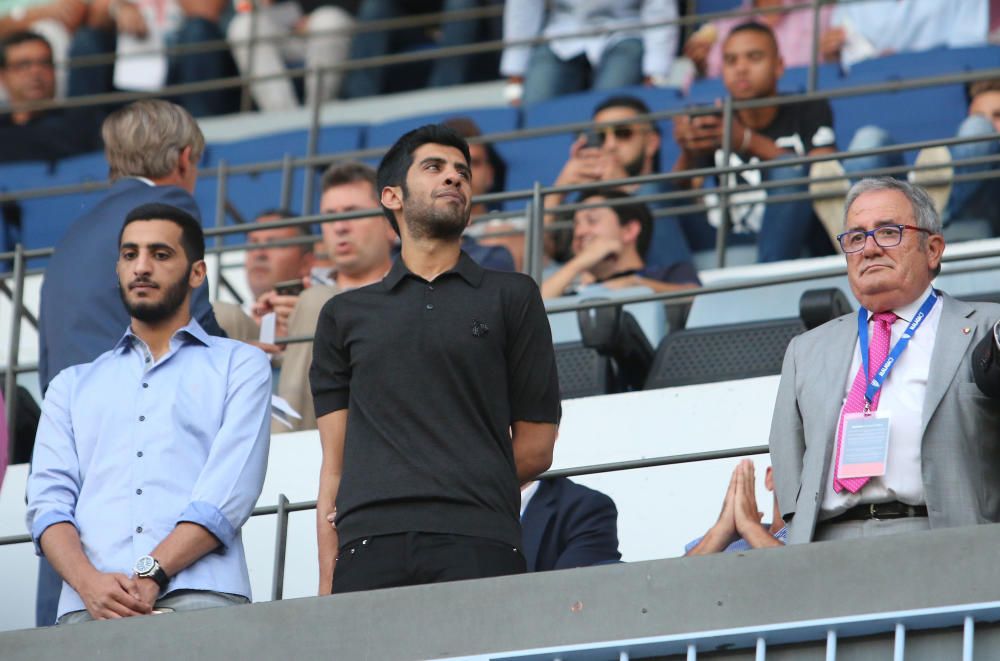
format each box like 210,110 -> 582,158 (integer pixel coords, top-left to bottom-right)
821,0 -> 986,70
69,0 -> 240,117
541,188 -> 699,299
0,31 -> 103,162
521,477 -> 621,572
213,210 -> 315,343
684,0 -> 832,79
35,100 -> 225,627
670,22 -> 836,262
545,95 -> 693,270
442,116 -> 524,271
27,202 -> 271,624
501,0 -> 678,106
227,1 -> 356,112
342,0 -> 501,99
685,460 -> 786,555
811,79 -> 1000,242
0,0 -> 87,99
263,161 -> 395,432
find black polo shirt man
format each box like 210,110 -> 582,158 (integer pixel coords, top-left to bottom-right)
310,124 -> 560,595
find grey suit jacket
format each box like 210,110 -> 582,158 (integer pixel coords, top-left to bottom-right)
768,292 -> 1000,544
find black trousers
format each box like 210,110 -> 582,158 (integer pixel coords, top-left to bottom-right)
331,531 -> 526,594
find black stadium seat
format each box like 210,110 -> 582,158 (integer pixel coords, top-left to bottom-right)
554,342 -> 611,400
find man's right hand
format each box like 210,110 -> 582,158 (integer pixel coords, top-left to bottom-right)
253,290 -> 303,338
554,135 -> 605,187
683,35 -> 713,72
673,114 -> 723,157
820,27 -> 846,62
114,2 -> 149,38
573,237 -> 623,271
78,570 -> 153,620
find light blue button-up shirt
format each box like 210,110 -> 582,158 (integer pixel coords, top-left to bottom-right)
26,319 -> 271,619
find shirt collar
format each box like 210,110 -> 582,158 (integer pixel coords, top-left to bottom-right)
867,285 -> 937,324
114,317 -> 212,353
382,250 -> 484,290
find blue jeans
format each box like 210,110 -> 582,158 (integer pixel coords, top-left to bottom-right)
844,117 -> 1000,229
67,18 -> 240,117
522,38 -> 643,105
342,0 -> 499,98
678,156 -> 830,263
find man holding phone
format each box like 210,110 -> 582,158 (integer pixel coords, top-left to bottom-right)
671,22 -> 837,263
545,95 -> 695,273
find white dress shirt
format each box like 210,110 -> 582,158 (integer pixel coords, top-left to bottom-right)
820,285 -> 941,518
520,480 -> 540,519
500,0 -> 678,79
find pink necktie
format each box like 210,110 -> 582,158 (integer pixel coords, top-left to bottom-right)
833,311 -> 898,493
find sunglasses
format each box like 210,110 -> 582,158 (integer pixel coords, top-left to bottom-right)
582,126 -> 640,147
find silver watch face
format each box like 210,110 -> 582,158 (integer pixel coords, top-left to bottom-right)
135,555 -> 156,576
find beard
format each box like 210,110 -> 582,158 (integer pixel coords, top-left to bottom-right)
623,151 -> 644,178
118,266 -> 191,324
400,186 -> 470,241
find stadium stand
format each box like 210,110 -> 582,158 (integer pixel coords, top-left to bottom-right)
5,2 -> 1000,657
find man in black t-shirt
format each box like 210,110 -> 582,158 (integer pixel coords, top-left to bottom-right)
671,22 -> 837,262
310,124 -> 561,595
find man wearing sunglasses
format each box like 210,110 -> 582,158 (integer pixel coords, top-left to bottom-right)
545,95 -> 694,273
769,176 -> 1000,545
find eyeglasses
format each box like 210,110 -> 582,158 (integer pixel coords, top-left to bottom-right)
6,58 -> 53,72
836,224 -> 933,253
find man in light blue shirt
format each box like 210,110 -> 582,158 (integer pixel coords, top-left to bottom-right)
26,202 -> 272,624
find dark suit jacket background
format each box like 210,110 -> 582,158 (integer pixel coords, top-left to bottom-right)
973,327 -> 1000,398
521,477 -> 621,572
37,178 -> 224,392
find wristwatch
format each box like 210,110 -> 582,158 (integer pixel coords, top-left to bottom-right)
134,555 -> 170,591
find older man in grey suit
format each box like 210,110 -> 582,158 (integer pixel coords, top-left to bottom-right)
770,176 -> 1000,544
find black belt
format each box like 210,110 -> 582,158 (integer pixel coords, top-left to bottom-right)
829,501 -> 928,523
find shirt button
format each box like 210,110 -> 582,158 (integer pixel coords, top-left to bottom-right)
137,451 -> 143,458
142,383 -> 149,389
427,285 -> 434,291
139,415 -> 145,422
136,526 -> 143,533
136,489 -> 143,495
426,303 -> 434,310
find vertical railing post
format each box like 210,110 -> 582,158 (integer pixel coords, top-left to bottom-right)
4,243 -> 24,460
527,182 -> 544,285
714,95 -> 734,269
214,159 -> 229,300
270,493 -> 290,601
807,0 -> 822,93
280,153 -> 294,211
302,67 -> 324,217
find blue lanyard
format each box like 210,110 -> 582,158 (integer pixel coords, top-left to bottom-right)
858,290 -> 938,411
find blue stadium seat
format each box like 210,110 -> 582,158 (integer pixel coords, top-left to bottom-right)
0,161 -> 50,254
694,0 -> 742,16
845,46 -> 1000,86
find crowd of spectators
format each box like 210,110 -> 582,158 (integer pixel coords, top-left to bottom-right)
5,0 -> 1000,633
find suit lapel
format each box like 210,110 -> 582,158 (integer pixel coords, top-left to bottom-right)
922,294 -> 975,433
520,481 -> 556,572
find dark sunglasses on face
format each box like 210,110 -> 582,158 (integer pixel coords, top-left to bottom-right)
581,126 -> 638,148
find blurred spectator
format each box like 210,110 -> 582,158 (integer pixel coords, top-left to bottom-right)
342,0 -> 501,99
685,460 -> 786,555
812,79 -> 1000,242
685,0 -> 832,79
0,384 -> 41,465
521,477 -> 621,571
501,0 -> 678,106
0,0 -> 87,99
546,95 -> 693,270
442,116 -> 522,271
265,161 -> 394,432
822,0 -> 986,69
27,202 -> 271,624
69,0 -> 240,117
213,209 -> 315,343
670,22 -> 836,262
227,1 -> 356,112
0,31 -> 103,162
541,188 -> 699,299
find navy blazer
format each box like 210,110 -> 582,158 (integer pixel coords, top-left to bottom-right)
521,477 -> 621,572
38,178 -> 224,392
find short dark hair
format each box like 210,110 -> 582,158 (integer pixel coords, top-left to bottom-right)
376,124 -> 471,235
968,79 -> 1000,104
579,188 -> 653,259
725,21 -> 779,53
0,31 -> 52,68
593,95 -> 653,122
119,203 -> 205,264
320,161 -> 377,194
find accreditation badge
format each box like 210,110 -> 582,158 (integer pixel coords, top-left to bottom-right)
837,411 -> 891,479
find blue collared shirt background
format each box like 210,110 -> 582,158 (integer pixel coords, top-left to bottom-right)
26,319 -> 271,619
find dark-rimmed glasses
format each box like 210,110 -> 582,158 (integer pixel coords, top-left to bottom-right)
836,224 -> 933,253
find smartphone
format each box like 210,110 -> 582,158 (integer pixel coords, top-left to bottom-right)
581,130 -> 604,149
274,278 -> 305,296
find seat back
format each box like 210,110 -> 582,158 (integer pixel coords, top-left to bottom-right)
555,342 -> 611,399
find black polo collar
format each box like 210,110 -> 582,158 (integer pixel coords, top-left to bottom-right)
383,250 -> 485,290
